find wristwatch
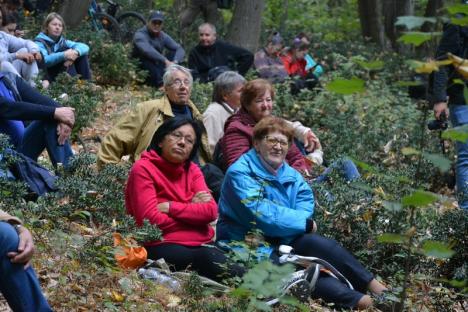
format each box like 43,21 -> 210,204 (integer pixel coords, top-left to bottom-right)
13,224 -> 22,234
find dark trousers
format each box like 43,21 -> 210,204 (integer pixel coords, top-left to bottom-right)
135,50 -> 176,87
146,243 -> 245,282
290,234 -> 373,308
46,55 -> 92,82
19,120 -> 73,168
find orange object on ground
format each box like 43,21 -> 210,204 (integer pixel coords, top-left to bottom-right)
113,233 -> 148,269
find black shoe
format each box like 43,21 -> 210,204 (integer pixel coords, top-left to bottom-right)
281,270 -> 311,302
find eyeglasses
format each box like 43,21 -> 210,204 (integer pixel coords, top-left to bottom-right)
171,78 -> 191,88
264,135 -> 289,148
168,131 -> 195,146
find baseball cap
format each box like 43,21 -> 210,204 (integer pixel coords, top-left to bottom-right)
148,11 -> 164,22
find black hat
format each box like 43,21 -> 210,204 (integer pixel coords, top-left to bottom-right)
148,11 -> 164,22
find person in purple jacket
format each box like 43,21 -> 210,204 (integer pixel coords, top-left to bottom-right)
132,11 -> 185,87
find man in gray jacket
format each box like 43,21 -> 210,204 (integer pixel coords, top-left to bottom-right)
133,11 -> 185,87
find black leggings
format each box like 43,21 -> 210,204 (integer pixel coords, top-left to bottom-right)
146,243 -> 245,282
291,234 -> 374,308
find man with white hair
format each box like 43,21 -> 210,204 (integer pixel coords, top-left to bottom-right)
97,64 -> 211,169
188,23 -> 253,83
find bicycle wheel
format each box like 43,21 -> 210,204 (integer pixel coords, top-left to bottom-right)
94,12 -> 121,42
117,11 -> 146,44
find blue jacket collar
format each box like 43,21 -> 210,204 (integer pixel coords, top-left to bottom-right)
243,149 -> 297,183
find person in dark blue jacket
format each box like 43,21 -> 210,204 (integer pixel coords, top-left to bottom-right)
432,18 -> 468,210
217,116 -> 388,310
0,72 -> 75,167
34,12 -> 91,83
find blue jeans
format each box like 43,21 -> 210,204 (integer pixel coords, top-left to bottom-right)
19,120 -> 73,168
450,104 -> 468,209
135,50 -> 176,87
0,222 -> 52,311
294,139 -> 360,182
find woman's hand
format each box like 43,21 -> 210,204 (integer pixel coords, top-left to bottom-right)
157,202 -> 170,213
64,49 -> 79,61
303,130 -> 321,153
191,191 -> 212,203
54,107 -> 75,127
32,51 -> 42,61
8,226 -> 35,269
16,52 -> 35,64
57,123 -> 72,145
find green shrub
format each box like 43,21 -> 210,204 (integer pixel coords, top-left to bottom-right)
43,74 -> 104,138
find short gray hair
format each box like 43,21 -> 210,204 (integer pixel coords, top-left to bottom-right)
198,22 -> 216,34
212,71 -> 246,103
163,64 -> 193,87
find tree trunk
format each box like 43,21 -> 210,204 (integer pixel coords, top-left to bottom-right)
279,0 -> 289,35
383,0 -> 414,51
422,0 -> 445,32
357,0 -> 385,48
59,0 -> 93,29
226,0 -> 265,53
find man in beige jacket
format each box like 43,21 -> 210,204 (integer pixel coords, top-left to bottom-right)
97,64 -> 211,170
0,210 -> 52,310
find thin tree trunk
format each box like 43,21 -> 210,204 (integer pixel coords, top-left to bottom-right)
226,0 -> 266,53
59,0 -> 93,29
422,0 -> 445,32
357,0 -> 385,48
279,0 -> 289,35
383,0 -> 414,51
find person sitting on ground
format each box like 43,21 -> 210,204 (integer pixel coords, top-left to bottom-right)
219,78 -> 324,173
0,71 -> 75,167
0,9 -> 41,86
295,32 -> 324,77
188,23 -> 253,83
281,40 -> 320,95
0,209 -> 52,311
203,71 -> 245,152
132,11 -> 185,88
217,116 -> 388,310
125,116 -> 245,282
254,32 -> 288,83
34,12 -> 91,83
2,12 -> 24,37
98,65 -> 225,200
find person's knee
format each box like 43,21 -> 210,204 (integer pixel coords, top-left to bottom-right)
0,222 -> 20,254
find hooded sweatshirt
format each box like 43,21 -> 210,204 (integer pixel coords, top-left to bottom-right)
125,150 -> 217,247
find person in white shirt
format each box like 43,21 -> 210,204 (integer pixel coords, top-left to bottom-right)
203,71 -> 245,153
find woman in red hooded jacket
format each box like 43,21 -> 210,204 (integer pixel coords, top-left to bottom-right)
125,116 -> 244,281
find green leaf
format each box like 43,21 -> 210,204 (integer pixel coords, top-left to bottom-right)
326,77 -> 365,95
421,152 -> 451,172
451,16 -> 468,27
396,80 -> 424,87
421,240 -> 455,259
401,190 -> 438,207
354,59 -> 384,71
401,147 -> 420,155
377,233 -> 407,244
351,158 -> 377,173
447,4 -> 468,16
382,201 -> 402,212
442,125 -> 468,143
398,32 -> 435,47
395,16 -> 436,30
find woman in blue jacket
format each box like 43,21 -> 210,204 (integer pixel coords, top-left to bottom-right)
34,12 -> 91,82
217,116 -> 388,310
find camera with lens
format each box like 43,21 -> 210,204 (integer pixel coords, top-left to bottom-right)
427,111 -> 448,131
